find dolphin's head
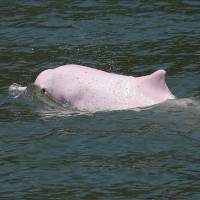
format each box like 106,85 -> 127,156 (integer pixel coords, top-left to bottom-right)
34,68 -> 66,104
34,69 -> 53,95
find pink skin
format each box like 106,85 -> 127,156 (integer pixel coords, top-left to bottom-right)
33,64 -> 175,112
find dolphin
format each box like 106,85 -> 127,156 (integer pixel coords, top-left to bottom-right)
10,64 -> 176,112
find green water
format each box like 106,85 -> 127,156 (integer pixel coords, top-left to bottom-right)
0,1 -> 200,199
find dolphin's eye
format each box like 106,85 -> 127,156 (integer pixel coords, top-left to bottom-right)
41,88 -> 46,93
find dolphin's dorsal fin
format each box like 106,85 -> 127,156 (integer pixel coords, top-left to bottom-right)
146,69 -> 167,90
136,69 -> 175,99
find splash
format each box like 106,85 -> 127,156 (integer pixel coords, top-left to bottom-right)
8,83 -> 62,106
8,83 -> 27,98
8,83 -> 89,119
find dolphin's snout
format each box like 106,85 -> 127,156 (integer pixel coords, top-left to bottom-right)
8,83 -> 27,98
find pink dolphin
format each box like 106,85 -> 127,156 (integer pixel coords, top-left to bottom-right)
32,64 -> 175,111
